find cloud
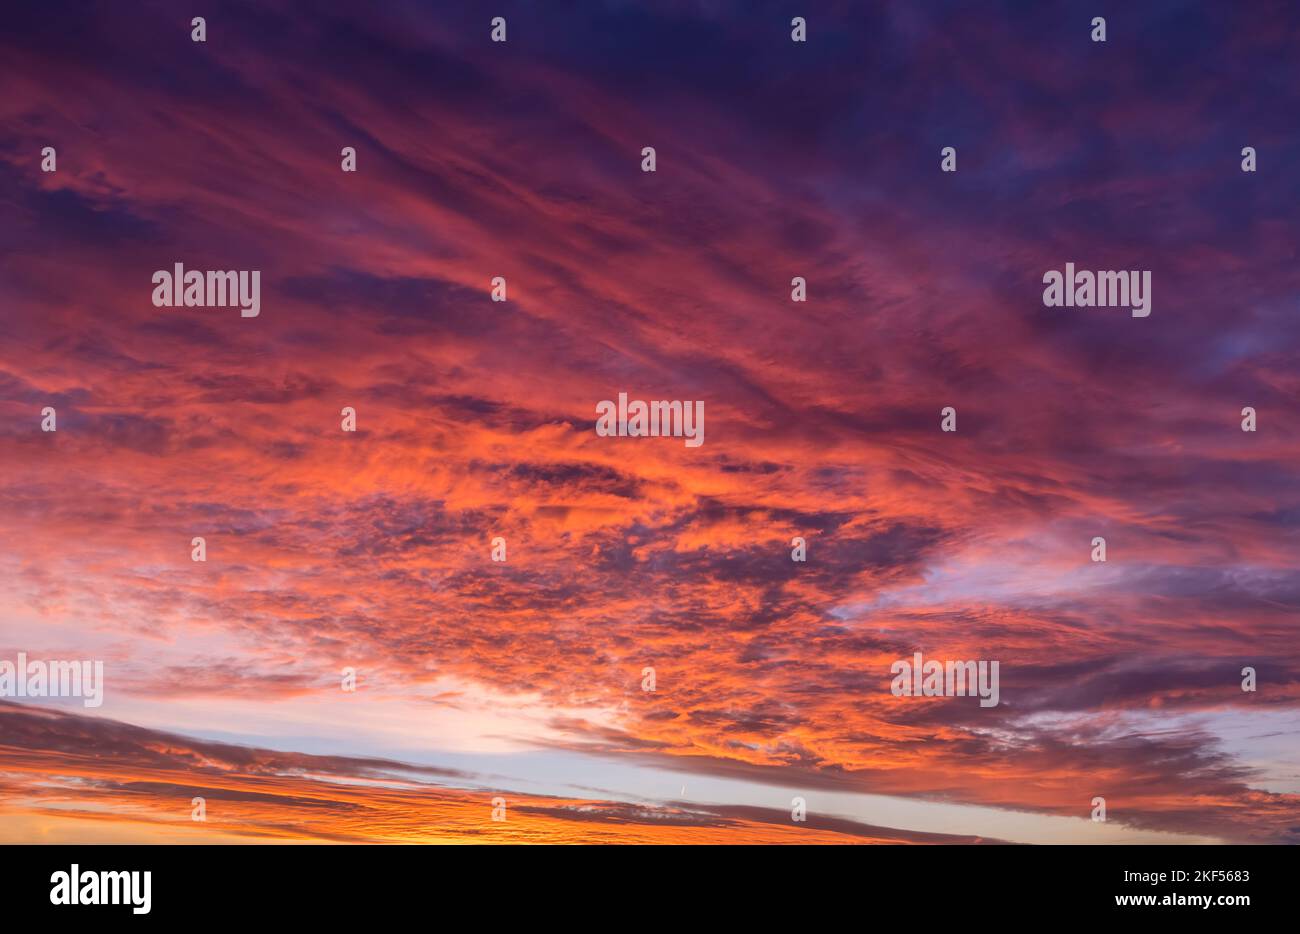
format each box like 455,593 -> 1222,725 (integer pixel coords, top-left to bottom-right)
0,0 -> 1297,844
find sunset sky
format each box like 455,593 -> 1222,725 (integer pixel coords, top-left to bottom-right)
1,0 -> 1298,844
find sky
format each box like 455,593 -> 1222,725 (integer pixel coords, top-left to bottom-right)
0,0 -> 1298,844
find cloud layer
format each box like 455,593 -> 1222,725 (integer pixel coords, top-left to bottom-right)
0,1 -> 1297,843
